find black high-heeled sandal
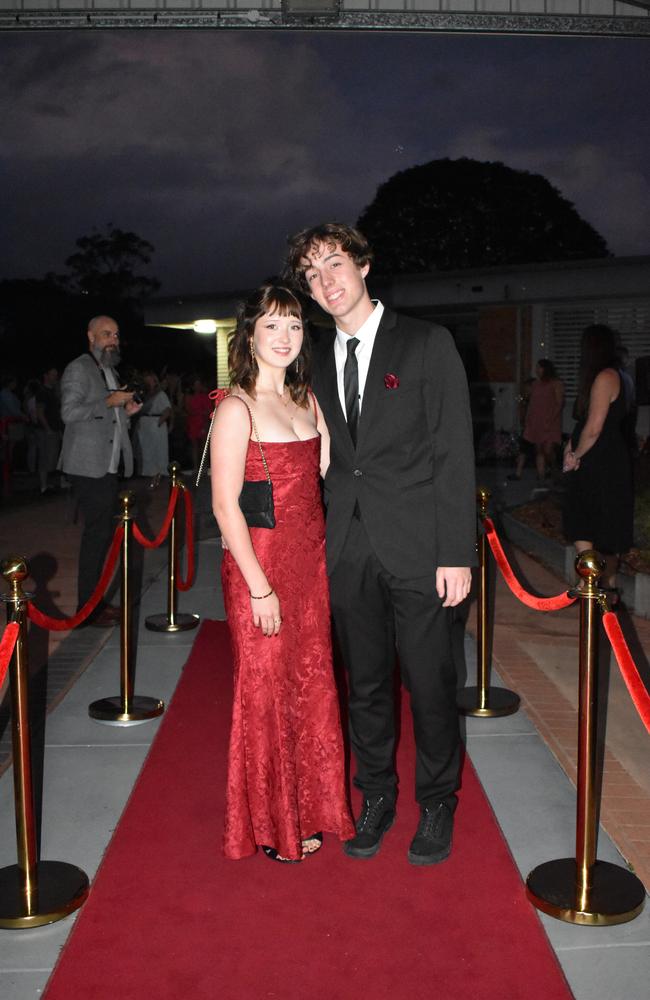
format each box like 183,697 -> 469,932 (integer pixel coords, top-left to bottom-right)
261,846 -> 302,864
302,832 -> 323,856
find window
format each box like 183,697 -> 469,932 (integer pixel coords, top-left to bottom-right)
544,301 -> 650,400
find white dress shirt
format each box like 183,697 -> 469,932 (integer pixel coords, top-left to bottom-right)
102,364 -> 125,474
334,300 -> 384,419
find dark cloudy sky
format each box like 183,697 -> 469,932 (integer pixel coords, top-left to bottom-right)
1,29 -> 649,296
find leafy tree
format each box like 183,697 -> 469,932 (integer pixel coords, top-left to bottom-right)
0,230 -> 190,374
55,225 -> 160,303
357,158 -> 609,274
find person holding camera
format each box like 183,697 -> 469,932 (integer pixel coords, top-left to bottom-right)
59,315 -> 142,627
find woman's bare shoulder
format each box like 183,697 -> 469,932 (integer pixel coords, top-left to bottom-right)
594,368 -> 620,390
213,391 -> 251,427
589,368 -> 620,406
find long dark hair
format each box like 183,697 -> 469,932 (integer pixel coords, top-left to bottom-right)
575,324 -> 618,419
228,284 -> 311,407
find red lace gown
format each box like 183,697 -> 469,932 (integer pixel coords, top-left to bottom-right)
218,402 -> 354,860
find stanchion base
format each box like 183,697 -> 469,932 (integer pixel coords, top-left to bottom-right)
145,612 -> 200,633
457,686 -> 520,717
0,861 -> 89,929
88,695 -> 165,726
526,858 -> 646,926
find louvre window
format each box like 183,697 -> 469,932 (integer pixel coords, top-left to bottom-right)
544,302 -> 650,401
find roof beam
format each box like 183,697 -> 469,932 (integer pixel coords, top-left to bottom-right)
1,8 -> 650,36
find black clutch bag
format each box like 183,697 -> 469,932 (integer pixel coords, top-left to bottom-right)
196,393 -> 276,530
238,479 -> 275,529
238,405 -> 275,528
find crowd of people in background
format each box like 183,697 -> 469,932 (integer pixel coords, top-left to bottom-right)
0,336 -> 639,504
0,365 -> 214,495
506,338 -> 637,487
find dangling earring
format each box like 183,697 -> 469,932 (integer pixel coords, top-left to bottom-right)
249,339 -> 256,365
293,355 -> 302,376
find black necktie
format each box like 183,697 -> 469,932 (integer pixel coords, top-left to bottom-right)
344,337 -> 360,445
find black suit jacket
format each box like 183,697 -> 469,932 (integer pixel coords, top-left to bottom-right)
313,307 -> 476,578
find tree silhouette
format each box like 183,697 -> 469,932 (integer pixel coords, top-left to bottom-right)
357,158 -> 609,274
55,225 -> 160,303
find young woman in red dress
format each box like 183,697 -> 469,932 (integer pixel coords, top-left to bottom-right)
210,284 -> 354,863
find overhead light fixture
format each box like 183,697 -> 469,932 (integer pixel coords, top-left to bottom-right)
193,319 -> 218,335
281,0 -> 341,18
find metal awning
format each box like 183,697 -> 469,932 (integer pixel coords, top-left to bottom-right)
1,0 -> 649,36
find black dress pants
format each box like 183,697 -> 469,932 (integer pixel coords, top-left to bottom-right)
329,516 -> 460,809
69,474 -> 120,611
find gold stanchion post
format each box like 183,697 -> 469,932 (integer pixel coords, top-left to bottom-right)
145,462 -> 200,633
89,492 -> 165,725
0,556 -> 89,929
458,487 -> 520,718
526,551 -> 645,925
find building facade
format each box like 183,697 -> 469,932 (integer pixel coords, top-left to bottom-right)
145,254 -> 650,443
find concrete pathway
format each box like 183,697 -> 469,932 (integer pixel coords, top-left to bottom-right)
476,464 -> 650,888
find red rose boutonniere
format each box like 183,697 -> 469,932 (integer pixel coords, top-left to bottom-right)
384,373 -> 400,390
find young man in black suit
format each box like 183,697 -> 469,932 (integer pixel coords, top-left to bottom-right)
285,223 -> 476,865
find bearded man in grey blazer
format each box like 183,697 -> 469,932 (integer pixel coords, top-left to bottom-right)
59,315 -> 141,626
285,223 -> 476,866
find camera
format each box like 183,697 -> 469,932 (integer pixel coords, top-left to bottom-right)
125,382 -> 144,406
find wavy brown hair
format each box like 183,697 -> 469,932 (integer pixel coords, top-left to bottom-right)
228,284 -> 311,407
284,222 -> 373,293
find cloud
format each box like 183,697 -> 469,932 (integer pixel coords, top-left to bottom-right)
1,31 -> 649,293
0,32 -> 376,290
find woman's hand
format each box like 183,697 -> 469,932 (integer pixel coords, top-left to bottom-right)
250,590 -> 282,637
563,449 -> 580,472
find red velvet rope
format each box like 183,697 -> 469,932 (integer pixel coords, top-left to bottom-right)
175,487 -> 195,592
602,610 -> 650,734
0,621 -> 19,689
483,516 -> 576,612
28,525 -> 125,631
133,486 -> 179,549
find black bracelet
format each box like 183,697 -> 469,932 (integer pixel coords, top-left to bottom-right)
250,587 -> 273,600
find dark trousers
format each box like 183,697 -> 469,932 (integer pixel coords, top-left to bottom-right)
69,474 -> 120,611
329,516 -> 460,810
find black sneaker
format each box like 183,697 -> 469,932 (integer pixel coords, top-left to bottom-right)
407,802 -> 454,866
343,795 -> 395,860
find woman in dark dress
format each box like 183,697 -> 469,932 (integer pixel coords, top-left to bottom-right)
210,284 -> 354,863
563,324 -> 634,601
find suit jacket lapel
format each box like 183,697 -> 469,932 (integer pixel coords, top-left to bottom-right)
315,332 -> 354,453
356,309 -> 399,451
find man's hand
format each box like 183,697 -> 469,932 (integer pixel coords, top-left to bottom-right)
125,399 -> 143,416
105,389 -> 135,409
436,567 -> 472,607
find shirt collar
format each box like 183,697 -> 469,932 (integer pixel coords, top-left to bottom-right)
335,300 -> 384,351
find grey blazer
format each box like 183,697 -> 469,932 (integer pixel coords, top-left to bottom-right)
58,353 -> 133,479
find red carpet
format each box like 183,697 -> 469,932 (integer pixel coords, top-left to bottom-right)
44,621 -> 572,1000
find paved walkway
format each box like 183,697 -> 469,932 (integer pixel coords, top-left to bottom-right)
0,476 -> 649,999
0,478 -> 172,775
474,465 -> 650,888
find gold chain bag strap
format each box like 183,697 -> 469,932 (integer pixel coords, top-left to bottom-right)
195,392 -> 275,529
